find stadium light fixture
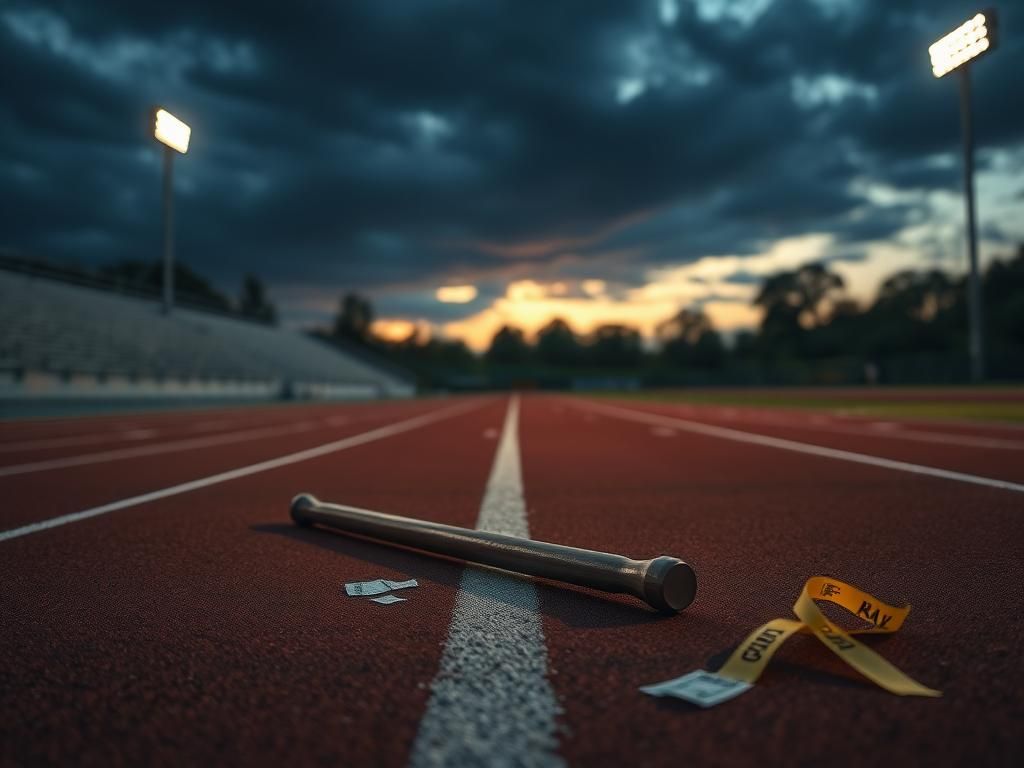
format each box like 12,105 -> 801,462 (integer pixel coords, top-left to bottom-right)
929,12 -> 997,78
154,109 -> 191,154
152,108 -> 192,314
928,10 -> 998,382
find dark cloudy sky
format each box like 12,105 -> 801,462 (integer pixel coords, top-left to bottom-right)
2,0 -> 1022,347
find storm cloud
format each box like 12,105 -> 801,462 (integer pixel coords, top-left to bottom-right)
1,0 -> 1022,331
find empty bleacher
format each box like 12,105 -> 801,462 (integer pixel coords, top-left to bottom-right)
0,268 -> 414,401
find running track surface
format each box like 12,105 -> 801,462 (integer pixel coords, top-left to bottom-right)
1,394 -> 1022,767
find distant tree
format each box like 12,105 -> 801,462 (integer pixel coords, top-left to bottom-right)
755,262 -> 845,329
377,328 -> 478,386
863,269 -> 961,356
588,324 -> 643,368
754,262 -> 845,358
98,260 -> 232,311
238,274 -> 277,323
802,297 -> 863,358
873,270 -> 959,322
333,292 -> 375,345
657,308 -> 724,368
429,338 -> 477,369
733,330 -> 758,360
984,244 -> 1024,345
485,325 -> 530,365
536,318 -> 582,366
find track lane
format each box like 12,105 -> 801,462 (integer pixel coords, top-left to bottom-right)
0,399 -> 482,531
0,399 -> 438,462
4,393 -> 1020,767
686,404 -> 1024,445
0,398 -> 506,768
521,395 -> 1023,767
0,401 -> 312,440
590,398 -> 1024,484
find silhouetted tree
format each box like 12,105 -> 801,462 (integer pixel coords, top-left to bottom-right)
754,262 -> 844,357
984,244 -> 1024,345
98,260 -> 232,311
657,308 -> 725,368
238,274 -> 277,323
486,325 -> 530,365
428,338 -> 476,369
588,324 -> 643,368
333,293 -> 375,345
733,330 -> 758,361
863,269 -> 961,356
536,318 -> 582,366
807,297 -> 863,358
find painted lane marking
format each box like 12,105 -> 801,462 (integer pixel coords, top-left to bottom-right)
725,412 -> 1024,450
675,407 -> 1023,450
0,429 -> 162,453
838,423 -> 1024,450
576,400 -> 1024,494
0,420 -> 331,478
410,396 -> 563,768
0,400 -> 482,544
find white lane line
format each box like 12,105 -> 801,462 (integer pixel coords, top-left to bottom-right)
704,405 -> 1024,448
0,400 -> 482,544
577,400 -> 1024,494
0,429 -> 162,453
410,396 -> 563,768
722,412 -> 1024,450
834,423 -> 1024,450
0,420 -> 331,478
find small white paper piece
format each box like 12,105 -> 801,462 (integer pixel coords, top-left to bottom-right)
371,595 -> 407,605
640,670 -> 753,708
383,578 -> 418,591
345,579 -> 391,597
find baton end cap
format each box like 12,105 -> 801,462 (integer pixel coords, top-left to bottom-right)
644,556 -> 697,613
290,493 -> 319,526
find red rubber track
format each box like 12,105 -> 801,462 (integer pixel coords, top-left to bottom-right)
523,396 -> 1023,767
1,394 -> 1022,767
597,398 -> 1024,483
1,398 -> 503,767
0,399 -> 471,531
659,401 -> 1024,439
0,399 -> 443,464
679,386 -> 1024,403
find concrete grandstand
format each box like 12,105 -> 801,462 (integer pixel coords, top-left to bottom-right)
0,265 -> 415,407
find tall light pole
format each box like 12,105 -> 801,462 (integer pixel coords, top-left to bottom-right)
929,10 -> 998,383
153,108 -> 191,315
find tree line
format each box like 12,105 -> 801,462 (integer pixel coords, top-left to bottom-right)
321,243 -> 1024,386
95,261 -> 278,323
3,254 -> 281,323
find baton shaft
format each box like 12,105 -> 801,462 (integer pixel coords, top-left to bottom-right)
290,493 -> 696,612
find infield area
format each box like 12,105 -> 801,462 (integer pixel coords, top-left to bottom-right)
2,392 -> 1022,766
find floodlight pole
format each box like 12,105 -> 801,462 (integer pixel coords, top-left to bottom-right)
161,144 -> 175,315
958,65 -> 983,382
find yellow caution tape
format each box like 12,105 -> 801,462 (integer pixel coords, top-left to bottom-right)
641,577 -> 940,707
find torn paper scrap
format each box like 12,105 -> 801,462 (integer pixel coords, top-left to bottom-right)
371,595 -> 407,605
640,670 -> 752,708
345,579 -> 392,597
383,578 -> 418,591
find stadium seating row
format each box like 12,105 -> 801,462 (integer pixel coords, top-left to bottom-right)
0,269 -> 413,400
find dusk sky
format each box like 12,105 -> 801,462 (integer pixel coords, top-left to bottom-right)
2,0 -> 1022,349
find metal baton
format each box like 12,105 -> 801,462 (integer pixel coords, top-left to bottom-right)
291,493 -> 697,612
